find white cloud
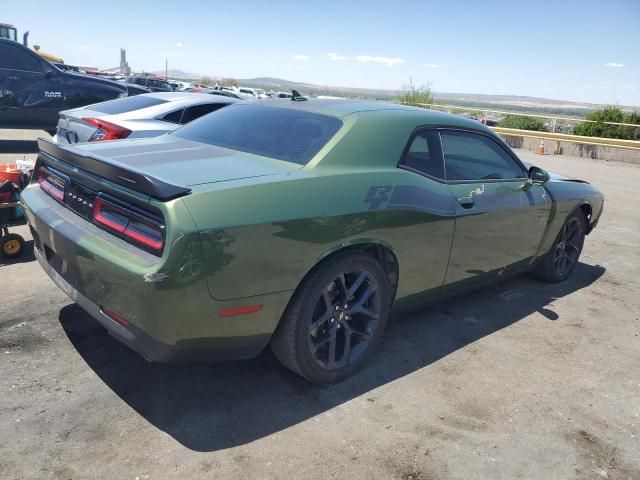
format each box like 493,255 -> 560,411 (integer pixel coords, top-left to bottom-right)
176,42 -> 183,48
604,62 -> 624,68
424,63 -> 440,69
356,55 -> 406,67
292,54 -> 309,61
327,52 -> 347,61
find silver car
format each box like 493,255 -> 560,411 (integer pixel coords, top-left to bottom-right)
52,92 -> 241,144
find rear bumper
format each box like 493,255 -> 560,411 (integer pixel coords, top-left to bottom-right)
22,183 -> 292,363
35,246 -> 269,362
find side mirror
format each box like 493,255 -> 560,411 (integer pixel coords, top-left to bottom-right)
528,166 -> 550,186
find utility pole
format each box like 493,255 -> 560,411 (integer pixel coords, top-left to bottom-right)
165,58 -> 168,80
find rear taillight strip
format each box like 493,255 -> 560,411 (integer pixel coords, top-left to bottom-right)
83,118 -> 132,142
92,196 -> 165,255
37,169 -> 65,201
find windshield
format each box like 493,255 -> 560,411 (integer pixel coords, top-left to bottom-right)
173,104 -> 343,165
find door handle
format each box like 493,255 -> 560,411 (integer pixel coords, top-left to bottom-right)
457,196 -> 475,209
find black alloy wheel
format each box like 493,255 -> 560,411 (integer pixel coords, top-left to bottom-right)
271,251 -> 392,383
308,270 -> 380,370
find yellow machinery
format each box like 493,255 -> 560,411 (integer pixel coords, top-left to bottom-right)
0,22 -> 64,63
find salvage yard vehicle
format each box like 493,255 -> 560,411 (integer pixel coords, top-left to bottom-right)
0,39 -> 127,132
125,76 -> 173,92
52,92 -> 241,144
21,100 -> 604,383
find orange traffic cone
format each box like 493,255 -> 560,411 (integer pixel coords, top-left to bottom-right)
536,140 -> 545,155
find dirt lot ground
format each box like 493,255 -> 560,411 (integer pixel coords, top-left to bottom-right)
1,130 -> 639,480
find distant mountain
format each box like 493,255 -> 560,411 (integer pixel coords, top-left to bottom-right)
146,71 -> 636,111
150,68 -> 202,79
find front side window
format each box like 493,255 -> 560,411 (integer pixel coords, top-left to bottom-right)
399,130 -> 444,180
173,104 -> 343,165
440,130 -> 525,181
0,44 -> 44,72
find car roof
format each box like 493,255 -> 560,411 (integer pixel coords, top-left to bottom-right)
235,99 -> 485,129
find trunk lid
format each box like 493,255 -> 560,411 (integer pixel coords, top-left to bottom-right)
62,134 -> 302,188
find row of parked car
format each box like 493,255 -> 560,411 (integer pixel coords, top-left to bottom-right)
0,37 -> 293,133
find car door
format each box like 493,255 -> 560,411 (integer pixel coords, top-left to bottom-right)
394,128 -> 457,303
0,42 -> 62,129
441,129 -> 551,293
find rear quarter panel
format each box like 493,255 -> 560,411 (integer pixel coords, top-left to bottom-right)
182,168 -> 457,303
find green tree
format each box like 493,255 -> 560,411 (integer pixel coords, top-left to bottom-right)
573,106 -> 640,140
397,78 -> 433,105
498,115 -> 547,132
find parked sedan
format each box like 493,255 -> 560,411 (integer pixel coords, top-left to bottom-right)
125,76 -> 173,92
23,101 -> 603,384
52,92 -> 241,144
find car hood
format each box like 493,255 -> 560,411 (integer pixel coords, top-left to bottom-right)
73,134 -> 302,187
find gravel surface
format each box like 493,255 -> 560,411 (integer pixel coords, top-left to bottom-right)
1,132 -> 639,480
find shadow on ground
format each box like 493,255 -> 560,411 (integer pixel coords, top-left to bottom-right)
59,262 -> 605,452
0,139 -> 38,155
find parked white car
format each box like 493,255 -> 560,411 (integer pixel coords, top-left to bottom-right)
52,92 -> 241,144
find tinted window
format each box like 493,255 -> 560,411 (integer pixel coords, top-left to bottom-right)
162,108 -> 184,124
441,131 -> 525,181
399,130 -> 444,180
0,44 -> 44,72
174,105 -> 343,165
180,103 -> 226,124
89,96 -> 167,114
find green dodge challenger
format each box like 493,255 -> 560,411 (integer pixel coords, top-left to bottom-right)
22,100 -> 604,383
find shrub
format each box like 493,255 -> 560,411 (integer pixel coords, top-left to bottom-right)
498,115 -> 547,132
398,78 -> 433,105
573,106 -> 640,140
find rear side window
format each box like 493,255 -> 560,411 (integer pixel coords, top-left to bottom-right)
173,105 -> 343,165
162,109 -> 184,124
441,130 -> 525,181
180,103 -> 227,124
399,130 -> 444,180
89,96 -> 168,115
0,44 -> 44,72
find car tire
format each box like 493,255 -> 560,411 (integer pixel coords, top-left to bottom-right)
271,251 -> 391,384
531,210 -> 587,283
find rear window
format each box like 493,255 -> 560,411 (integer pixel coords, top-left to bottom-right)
172,105 -> 343,165
89,96 -> 167,115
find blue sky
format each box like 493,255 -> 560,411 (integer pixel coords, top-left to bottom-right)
6,0 -> 639,105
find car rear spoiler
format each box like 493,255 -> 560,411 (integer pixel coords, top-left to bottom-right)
37,138 -> 191,201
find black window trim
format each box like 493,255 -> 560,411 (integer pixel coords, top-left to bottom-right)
438,127 -> 528,184
396,126 -> 447,184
